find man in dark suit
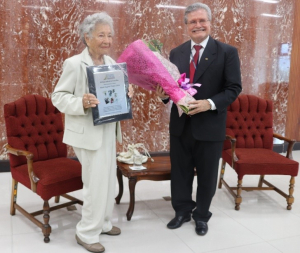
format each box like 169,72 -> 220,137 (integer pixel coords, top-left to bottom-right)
156,2 -> 242,236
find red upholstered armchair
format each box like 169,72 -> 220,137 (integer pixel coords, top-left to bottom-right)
218,94 -> 299,210
4,95 -> 83,243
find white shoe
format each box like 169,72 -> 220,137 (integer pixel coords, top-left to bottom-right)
75,235 -> 105,253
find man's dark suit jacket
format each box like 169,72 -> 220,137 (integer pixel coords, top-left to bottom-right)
168,36 -> 242,141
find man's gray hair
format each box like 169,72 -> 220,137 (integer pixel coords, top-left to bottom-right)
79,12 -> 114,46
184,2 -> 212,24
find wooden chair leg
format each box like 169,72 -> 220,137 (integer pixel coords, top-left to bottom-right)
55,196 -> 60,203
235,179 -> 243,211
287,176 -> 295,210
258,175 -> 265,187
10,178 -> 18,215
42,201 -> 52,243
218,159 -> 226,188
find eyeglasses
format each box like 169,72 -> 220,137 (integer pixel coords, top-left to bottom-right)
187,19 -> 210,26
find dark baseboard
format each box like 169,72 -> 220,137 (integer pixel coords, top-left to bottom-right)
0,160 -> 11,173
294,141 -> 300,151
273,141 -> 300,153
1,143 -> 299,173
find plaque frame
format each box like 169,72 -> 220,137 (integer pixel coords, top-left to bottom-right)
87,63 -> 132,125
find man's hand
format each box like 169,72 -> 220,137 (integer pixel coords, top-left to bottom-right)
155,84 -> 169,100
188,100 -> 211,115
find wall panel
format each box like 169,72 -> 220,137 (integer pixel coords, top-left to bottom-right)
0,0 -> 297,159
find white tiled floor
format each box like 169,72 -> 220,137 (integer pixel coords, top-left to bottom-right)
1,151 -> 300,253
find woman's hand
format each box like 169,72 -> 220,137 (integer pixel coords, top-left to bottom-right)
155,84 -> 169,100
128,84 -> 134,98
82,93 -> 99,109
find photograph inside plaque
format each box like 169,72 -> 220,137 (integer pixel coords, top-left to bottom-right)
87,63 -> 132,125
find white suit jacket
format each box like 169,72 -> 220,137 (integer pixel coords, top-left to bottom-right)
51,47 -> 122,150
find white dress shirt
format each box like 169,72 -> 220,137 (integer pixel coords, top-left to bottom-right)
190,36 -> 216,110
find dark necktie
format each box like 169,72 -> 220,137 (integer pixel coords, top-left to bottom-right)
189,45 -> 202,83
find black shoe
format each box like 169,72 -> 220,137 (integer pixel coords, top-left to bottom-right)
195,221 -> 208,236
167,214 -> 191,229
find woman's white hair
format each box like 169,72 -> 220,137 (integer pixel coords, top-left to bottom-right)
79,12 -> 114,46
184,2 -> 212,24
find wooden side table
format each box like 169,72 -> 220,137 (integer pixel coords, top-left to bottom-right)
115,156 -> 171,221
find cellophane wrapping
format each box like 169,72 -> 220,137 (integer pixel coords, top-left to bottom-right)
117,39 -> 195,115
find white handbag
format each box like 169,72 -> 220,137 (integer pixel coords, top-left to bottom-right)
117,143 -> 154,164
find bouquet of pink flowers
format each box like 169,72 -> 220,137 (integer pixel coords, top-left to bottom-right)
117,39 -> 201,116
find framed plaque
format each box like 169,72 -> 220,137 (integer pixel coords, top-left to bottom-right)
87,63 -> 132,125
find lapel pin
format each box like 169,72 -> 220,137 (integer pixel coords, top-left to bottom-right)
205,58 -> 208,60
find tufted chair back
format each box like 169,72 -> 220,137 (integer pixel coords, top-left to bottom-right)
4,94 -> 67,168
224,94 -> 273,150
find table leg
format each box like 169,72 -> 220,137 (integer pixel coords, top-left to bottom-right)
126,177 -> 137,221
115,166 -> 123,204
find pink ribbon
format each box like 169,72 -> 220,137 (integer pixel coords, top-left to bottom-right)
177,73 -> 201,96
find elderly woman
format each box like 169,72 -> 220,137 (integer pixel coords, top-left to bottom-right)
51,12 -> 132,253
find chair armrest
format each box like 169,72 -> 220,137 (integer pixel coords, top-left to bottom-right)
4,144 -> 39,193
225,135 -> 239,167
273,133 -> 296,160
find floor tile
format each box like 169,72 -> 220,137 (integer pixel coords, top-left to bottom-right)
0,204 -> 12,236
269,235 -> 300,253
0,150 -> 299,253
172,208 -> 263,253
0,235 -> 12,253
99,219 -> 195,253
208,242 -> 281,253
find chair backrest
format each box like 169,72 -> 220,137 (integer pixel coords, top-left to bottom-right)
4,95 -> 67,168
224,94 -> 273,150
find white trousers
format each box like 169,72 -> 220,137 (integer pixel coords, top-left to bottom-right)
73,124 -> 116,244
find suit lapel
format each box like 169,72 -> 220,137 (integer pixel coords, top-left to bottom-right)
193,36 -> 217,82
80,47 -> 93,80
179,41 -> 191,77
